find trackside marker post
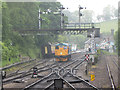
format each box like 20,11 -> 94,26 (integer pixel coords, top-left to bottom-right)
90,71 -> 95,81
85,54 -> 90,75
85,54 -> 90,61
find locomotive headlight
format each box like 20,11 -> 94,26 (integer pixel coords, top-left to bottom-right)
60,52 -> 62,55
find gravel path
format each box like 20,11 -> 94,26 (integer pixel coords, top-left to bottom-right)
89,54 -> 118,89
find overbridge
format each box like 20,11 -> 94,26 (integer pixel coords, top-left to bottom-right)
15,23 -> 100,37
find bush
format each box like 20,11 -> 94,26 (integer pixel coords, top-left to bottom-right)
0,40 -> 20,67
93,49 -> 101,65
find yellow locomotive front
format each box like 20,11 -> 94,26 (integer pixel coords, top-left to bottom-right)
55,43 -> 71,61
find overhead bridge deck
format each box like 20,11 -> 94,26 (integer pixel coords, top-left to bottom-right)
15,28 -> 100,32
14,23 -> 100,37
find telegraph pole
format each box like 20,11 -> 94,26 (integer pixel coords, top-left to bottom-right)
78,5 -> 86,28
38,7 -> 52,29
79,12 -> 80,28
90,31 -> 95,54
60,7 -> 63,29
79,5 -> 83,28
38,5 -> 67,29
38,8 -> 41,29
60,5 -> 65,29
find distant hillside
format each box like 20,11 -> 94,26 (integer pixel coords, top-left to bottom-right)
100,19 -> 118,33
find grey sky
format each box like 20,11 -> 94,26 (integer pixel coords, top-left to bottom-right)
57,0 -> 119,15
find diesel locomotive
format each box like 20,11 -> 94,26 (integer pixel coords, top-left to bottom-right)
54,43 -> 71,61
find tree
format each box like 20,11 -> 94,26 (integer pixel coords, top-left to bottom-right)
102,5 -> 118,21
2,2 -> 63,64
97,15 -> 104,22
63,10 -> 94,23
81,10 -> 94,23
97,5 -> 118,22
103,5 -> 112,20
114,9 -> 118,18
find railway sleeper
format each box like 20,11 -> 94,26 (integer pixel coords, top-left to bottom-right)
47,79 -> 89,84
13,79 -> 25,83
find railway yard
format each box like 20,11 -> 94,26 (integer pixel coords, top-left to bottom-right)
1,1 -> 119,90
2,52 -> 119,89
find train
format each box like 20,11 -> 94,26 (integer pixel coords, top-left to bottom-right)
41,42 -> 72,61
54,43 -> 71,61
41,43 -> 55,59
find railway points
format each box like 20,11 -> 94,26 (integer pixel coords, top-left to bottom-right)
1,2 -> 119,90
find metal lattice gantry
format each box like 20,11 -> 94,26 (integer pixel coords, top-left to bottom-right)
14,23 -> 100,37
15,5 -> 100,37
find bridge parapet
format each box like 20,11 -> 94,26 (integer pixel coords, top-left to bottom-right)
64,23 -> 100,29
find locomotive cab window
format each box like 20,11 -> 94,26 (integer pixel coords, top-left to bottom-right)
64,46 -> 67,49
59,45 -> 63,48
55,46 -> 59,49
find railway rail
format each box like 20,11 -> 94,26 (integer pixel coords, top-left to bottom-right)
34,65 -> 98,89
111,55 -> 120,71
3,53 -> 83,84
106,64 -> 116,90
22,54 -> 98,89
17,55 -> 83,89
3,53 -> 99,89
3,58 -> 56,84
2,59 -> 37,70
106,55 -> 118,89
5,59 -> 48,78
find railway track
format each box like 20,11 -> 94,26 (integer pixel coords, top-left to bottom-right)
40,62 -> 98,90
11,53 -> 83,79
3,58 -> 56,84
111,55 -> 120,71
3,53 -> 98,89
5,59 -> 49,78
21,54 -> 98,89
2,59 -> 37,71
106,55 -> 118,89
12,55 -> 82,89
3,53 -> 82,82
106,64 -> 116,90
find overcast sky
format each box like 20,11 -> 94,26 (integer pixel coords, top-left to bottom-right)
57,0 -> 119,15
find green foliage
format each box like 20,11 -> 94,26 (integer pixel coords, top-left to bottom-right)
63,10 -> 94,23
97,5 -> 118,21
114,30 -> 118,52
57,34 -> 86,49
57,35 -> 67,42
100,19 -> 118,33
2,2 -> 63,66
93,49 -> 101,64
97,49 -> 101,55
39,2 -> 61,29
117,19 -> 120,56
101,50 -> 117,55
103,5 -> 113,20
100,19 -> 118,55
6,2 -> 38,29
67,35 -> 86,49
0,40 -> 20,66
81,10 -> 94,23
